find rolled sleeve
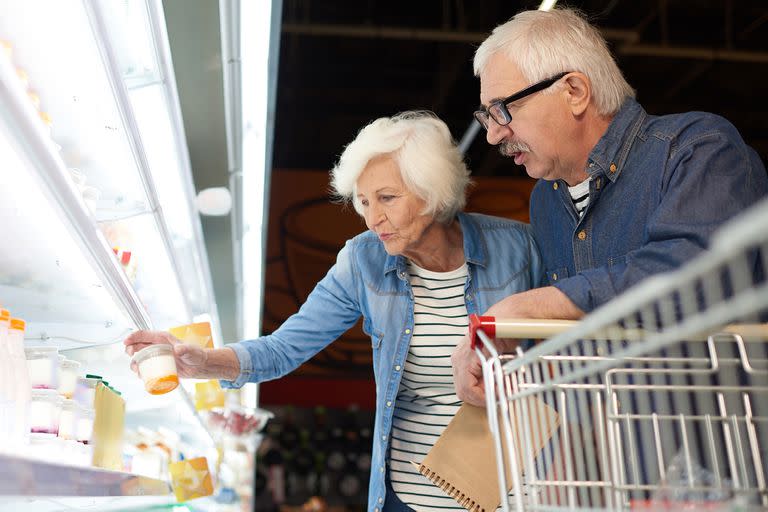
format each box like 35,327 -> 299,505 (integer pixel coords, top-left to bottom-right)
219,342 -> 255,389
553,273 -> 594,312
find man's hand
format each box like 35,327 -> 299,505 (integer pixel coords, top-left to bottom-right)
451,334 -> 486,406
124,330 -> 209,379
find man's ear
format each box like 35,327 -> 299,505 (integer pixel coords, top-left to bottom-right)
562,72 -> 591,116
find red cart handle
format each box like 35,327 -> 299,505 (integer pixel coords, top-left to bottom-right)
469,314 -> 496,350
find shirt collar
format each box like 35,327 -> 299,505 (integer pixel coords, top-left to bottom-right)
382,212 -> 487,275
586,97 -> 646,183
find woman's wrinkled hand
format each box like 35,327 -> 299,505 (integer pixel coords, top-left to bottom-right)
124,330 -> 208,379
451,334 -> 486,407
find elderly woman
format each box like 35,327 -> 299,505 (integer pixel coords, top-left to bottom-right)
124,111 -> 544,511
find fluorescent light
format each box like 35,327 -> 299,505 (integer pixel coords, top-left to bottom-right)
538,0 -> 558,11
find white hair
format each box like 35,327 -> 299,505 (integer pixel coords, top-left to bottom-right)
330,111 -> 471,223
474,8 -> 635,116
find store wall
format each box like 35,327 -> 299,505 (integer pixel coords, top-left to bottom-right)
259,169 -> 535,408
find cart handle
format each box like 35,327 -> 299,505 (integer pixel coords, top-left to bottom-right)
469,314 -> 580,349
467,314 -> 768,349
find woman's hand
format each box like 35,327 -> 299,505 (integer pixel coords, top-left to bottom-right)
124,330 -> 209,379
451,334 -> 486,406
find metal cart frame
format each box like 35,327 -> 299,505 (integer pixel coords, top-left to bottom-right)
470,199 -> 768,511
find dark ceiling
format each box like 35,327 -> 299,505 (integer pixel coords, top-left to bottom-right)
271,0 -> 768,178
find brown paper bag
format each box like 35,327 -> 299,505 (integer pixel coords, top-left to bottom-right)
414,399 -> 559,512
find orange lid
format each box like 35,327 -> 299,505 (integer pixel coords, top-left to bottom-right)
10,318 -> 25,330
0,309 -> 9,321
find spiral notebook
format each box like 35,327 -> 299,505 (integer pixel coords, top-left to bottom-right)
413,401 -> 559,512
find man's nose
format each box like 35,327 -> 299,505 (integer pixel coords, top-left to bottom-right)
486,119 -> 510,146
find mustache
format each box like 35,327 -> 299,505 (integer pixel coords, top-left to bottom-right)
499,140 -> 531,157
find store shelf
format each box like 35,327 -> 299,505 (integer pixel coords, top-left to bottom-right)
0,453 -> 171,496
0,0 -> 224,507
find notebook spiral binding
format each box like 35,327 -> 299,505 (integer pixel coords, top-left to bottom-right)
415,463 -> 486,512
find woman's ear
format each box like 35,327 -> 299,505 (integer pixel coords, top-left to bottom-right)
562,72 -> 591,116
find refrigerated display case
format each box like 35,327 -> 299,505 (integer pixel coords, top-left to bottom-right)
0,0 -> 223,509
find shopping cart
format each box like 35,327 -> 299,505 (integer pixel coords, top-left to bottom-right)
470,198 -> 768,511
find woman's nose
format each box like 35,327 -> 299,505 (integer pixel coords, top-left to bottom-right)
366,205 -> 385,227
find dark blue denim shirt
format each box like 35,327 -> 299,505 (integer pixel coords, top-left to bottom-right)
531,97 -> 768,312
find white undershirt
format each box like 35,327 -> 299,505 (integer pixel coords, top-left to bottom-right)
568,179 -> 591,217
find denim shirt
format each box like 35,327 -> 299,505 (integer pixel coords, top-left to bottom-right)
531,97 -> 768,313
221,212 -> 544,511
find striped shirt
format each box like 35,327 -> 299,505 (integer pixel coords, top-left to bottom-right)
389,261 -> 468,511
568,179 -> 591,217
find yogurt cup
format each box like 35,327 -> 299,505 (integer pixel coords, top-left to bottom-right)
25,346 -> 60,389
131,344 -> 179,395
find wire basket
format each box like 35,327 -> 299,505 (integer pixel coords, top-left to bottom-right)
471,198 -> 768,511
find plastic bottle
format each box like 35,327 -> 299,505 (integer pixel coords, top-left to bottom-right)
0,308 -> 12,450
8,318 -> 31,448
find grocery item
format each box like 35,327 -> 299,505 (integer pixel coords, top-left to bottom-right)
24,345 -> 59,389
57,398 -> 79,440
91,381 -> 125,470
131,344 -> 179,395
8,317 -> 31,446
169,321 -> 213,349
29,388 -> 62,434
58,358 -> 81,398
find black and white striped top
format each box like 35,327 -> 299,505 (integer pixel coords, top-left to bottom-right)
389,261 -> 468,511
568,179 -> 591,217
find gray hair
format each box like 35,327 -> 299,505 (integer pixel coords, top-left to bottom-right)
474,8 -> 635,116
330,111 -> 471,223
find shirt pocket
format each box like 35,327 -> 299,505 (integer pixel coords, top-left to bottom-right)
546,267 -> 569,285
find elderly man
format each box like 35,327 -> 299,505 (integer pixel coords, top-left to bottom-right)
453,8 -> 768,406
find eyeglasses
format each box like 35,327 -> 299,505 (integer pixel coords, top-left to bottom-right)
474,72 -> 570,129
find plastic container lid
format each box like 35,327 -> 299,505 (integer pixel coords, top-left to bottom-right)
60,358 -> 81,370
10,318 -> 25,330
25,346 -> 59,357
131,343 -> 174,365
0,309 -> 9,321
61,398 -> 78,411
31,388 -> 62,402
85,374 -> 102,380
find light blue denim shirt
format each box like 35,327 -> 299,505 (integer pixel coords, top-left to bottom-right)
532,97 -> 768,312
221,212 -> 544,511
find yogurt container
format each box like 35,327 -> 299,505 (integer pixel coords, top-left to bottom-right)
25,346 -> 60,389
58,358 -> 81,398
29,388 -> 62,434
131,344 -> 179,395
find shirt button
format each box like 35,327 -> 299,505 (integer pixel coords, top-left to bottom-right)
380,466 -> 385,473
552,273 -> 558,281
466,293 -> 473,301
609,163 -> 617,173
382,435 -> 387,441
404,328 -> 411,334
395,365 -> 401,371
589,162 -> 594,168
386,401 -> 392,407
379,497 -> 384,503
578,230 -> 587,241
552,182 -> 559,190
375,508 -> 380,512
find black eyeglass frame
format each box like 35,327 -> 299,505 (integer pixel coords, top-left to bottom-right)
474,71 -> 571,129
